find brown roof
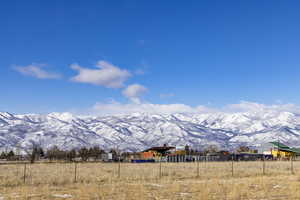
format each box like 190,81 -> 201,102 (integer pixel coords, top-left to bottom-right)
143,146 -> 175,152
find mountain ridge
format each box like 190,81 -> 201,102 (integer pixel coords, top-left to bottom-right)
1,111 -> 300,152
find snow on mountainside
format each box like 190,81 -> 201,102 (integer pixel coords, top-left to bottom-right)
1,111 -> 300,152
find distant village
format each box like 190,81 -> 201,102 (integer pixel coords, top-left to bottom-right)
1,141 -> 300,163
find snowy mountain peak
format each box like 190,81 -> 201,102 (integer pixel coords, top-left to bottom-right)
48,112 -> 75,122
1,111 -> 300,152
0,112 -> 15,119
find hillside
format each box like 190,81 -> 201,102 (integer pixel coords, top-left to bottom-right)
1,111 -> 300,152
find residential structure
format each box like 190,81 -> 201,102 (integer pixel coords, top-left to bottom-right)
141,144 -> 175,161
258,141 -> 300,159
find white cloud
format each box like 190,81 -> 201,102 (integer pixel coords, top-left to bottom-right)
91,101 -> 212,115
70,61 -> 131,88
122,84 -> 148,103
225,101 -> 266,113
87,100 -> 300,116
14,64 -> 61,79
224,101 -> 300,115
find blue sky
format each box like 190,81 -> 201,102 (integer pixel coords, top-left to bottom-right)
1,0 -> 300,115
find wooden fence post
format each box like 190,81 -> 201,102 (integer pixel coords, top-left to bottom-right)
159,158 -> 162,179
263,156 -> 265,175
118,156 -> 121,179
197,158 -> 200,178
291,156 -> 294,175
231,154 -> 234,177
23,163 -> 27,184
74,162 -> 77,183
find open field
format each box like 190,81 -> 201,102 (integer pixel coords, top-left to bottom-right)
1,161 -> 300,199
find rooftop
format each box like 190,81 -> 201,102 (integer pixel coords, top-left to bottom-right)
143,146 -> 175,152
269,141 -> 290,149
269,141 -> 300,154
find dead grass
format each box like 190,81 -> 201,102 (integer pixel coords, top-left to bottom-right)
0,161 -> 300,199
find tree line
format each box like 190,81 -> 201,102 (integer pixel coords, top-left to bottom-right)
0,146 -> 114,163
0,144 -> 255,163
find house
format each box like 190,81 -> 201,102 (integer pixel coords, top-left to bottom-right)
166,146 -> 204,162
141,144 -> 175,161
205,151 -> 231,161
100,153 -> 109,162
234,152 -> 264,161
140,144 -> 204,162
258,141 -> 300,159
141,151 -> 158,159
122,152 -> 141,162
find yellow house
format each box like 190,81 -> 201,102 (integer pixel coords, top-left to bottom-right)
271,149 -> 295,158
268,142 -> 300,159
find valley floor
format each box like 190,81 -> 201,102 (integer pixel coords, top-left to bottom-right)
1,161 -> 300,199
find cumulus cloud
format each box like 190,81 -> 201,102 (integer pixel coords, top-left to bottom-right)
122,84 -> 148,103
70,61 -> 131,88
14,64 -> 61,79
225,101 -> 266,113
224,101 -> 300,114
91,100 -> 214,115
87,100 -> 300,116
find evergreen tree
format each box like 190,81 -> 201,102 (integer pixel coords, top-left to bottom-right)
109,149 -> 119,161
7,150 -> 15,158
78,147 -> 89,161
89,146 -> 103,160
38,147 -> 45,158
185,145 -> 190,154
66,149 -> 76,161
0,152 -> 7,159
46,146 -> 61,161
30,146 -> 38,163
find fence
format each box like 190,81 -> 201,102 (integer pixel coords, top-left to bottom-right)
0,160 -> 298,186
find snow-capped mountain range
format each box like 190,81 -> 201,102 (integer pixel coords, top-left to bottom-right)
1,110 -> 300,152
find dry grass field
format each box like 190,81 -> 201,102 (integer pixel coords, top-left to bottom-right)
1,161 -> 300,199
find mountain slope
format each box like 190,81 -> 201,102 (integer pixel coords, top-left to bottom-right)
1,111 -> 300,152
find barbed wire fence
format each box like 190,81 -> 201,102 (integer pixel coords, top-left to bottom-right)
0,158 -> 297,185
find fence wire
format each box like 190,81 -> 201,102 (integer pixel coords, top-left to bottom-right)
0,160 -> 298,186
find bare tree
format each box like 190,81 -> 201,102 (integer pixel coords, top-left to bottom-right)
66,149 -> 77,162
204,145 -> 219,154
236,146 -> 250,153
78,147 -> 89,161
25,141 -> 41,163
